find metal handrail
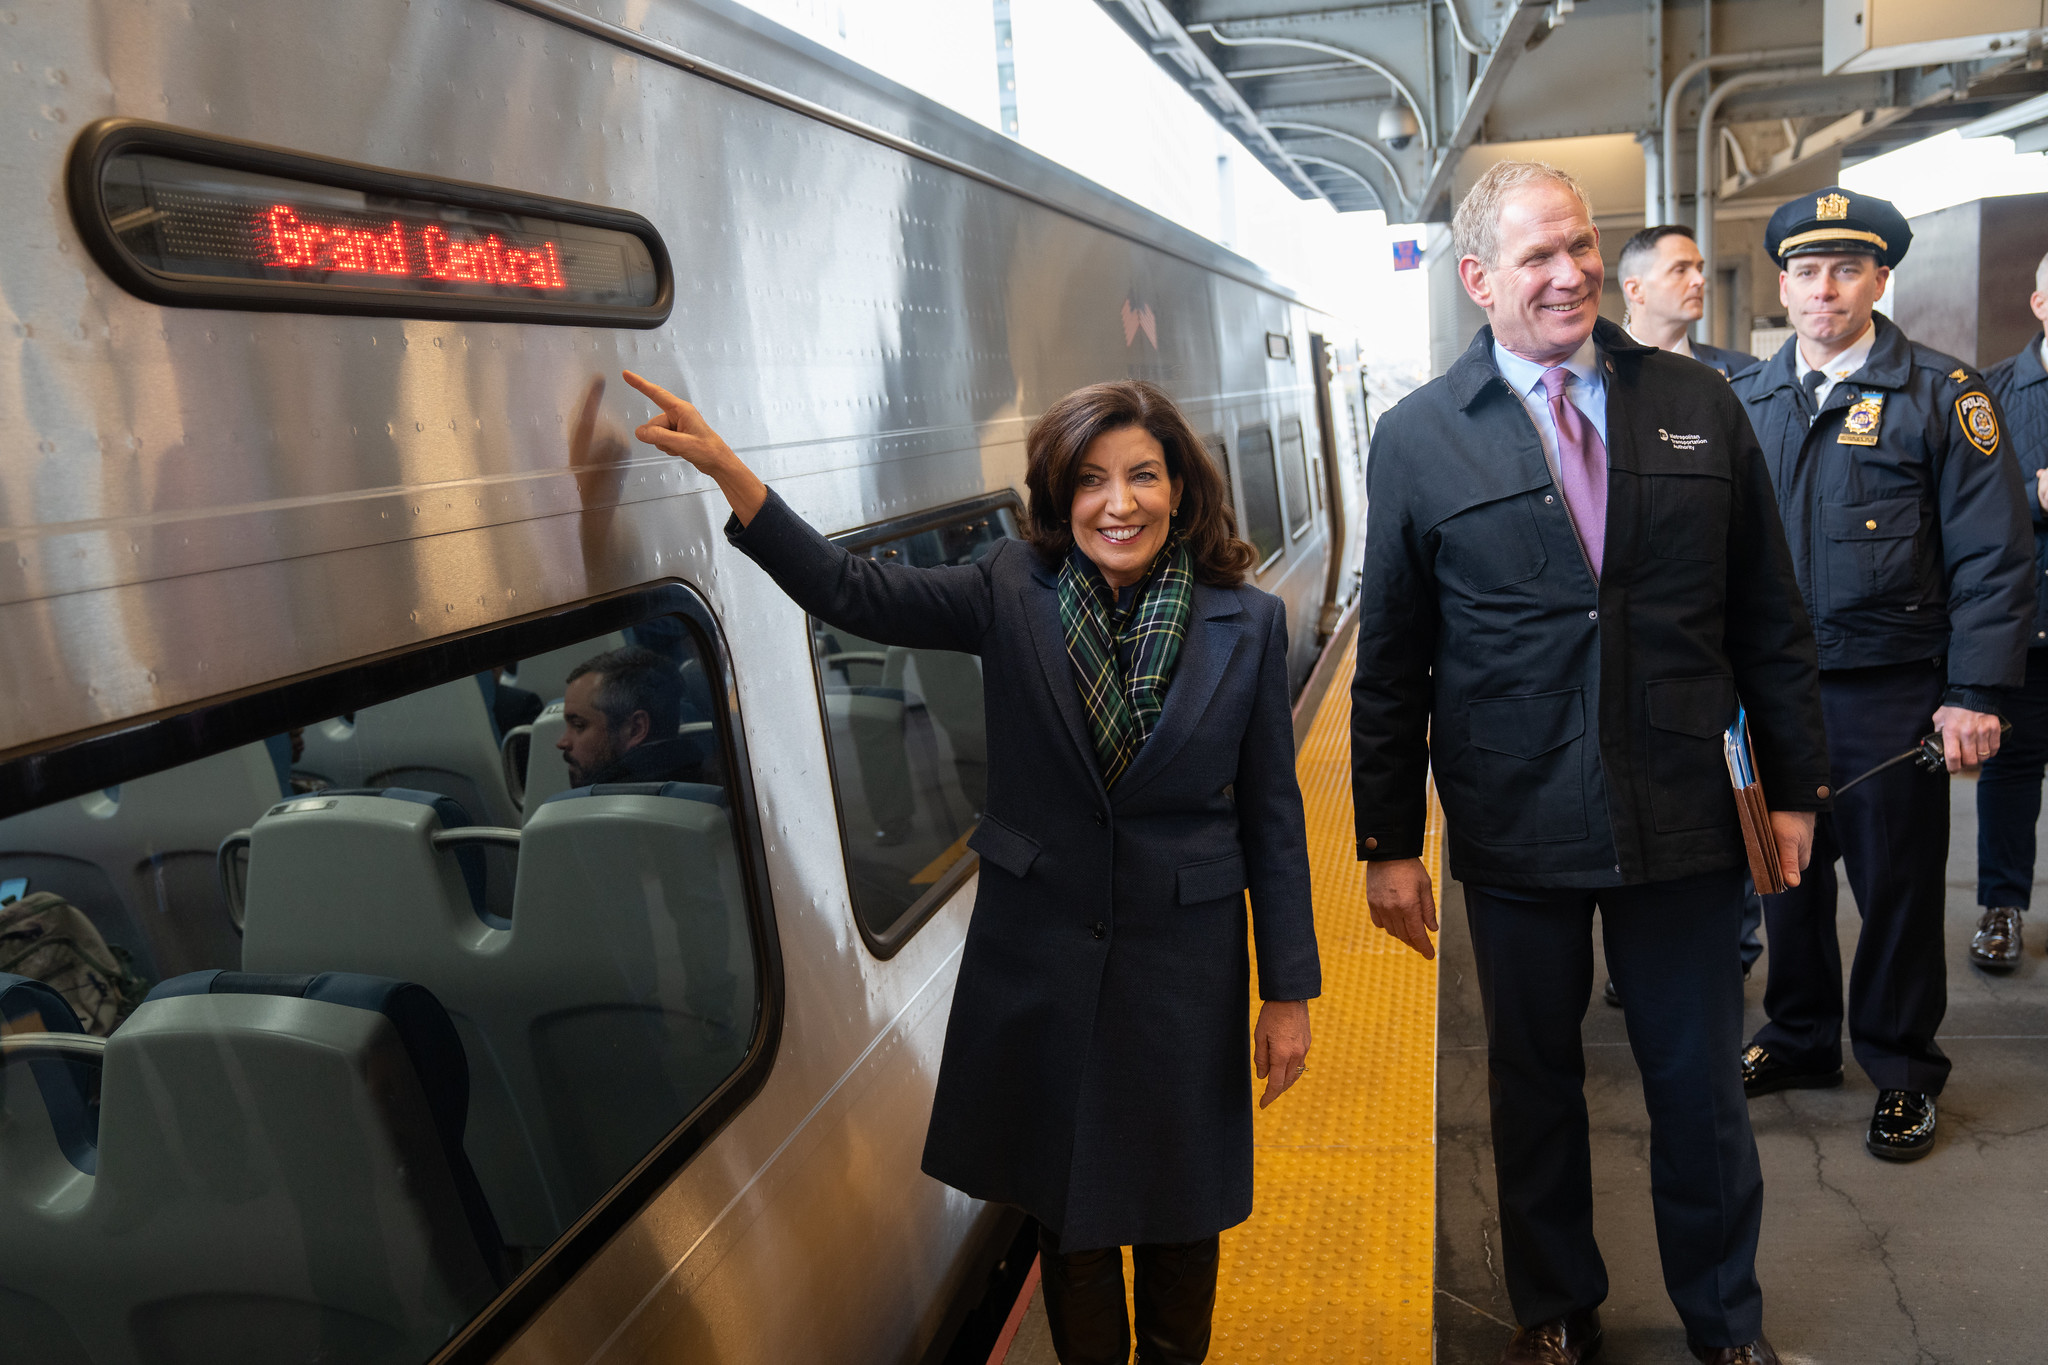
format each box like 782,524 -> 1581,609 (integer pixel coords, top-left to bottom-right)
0,1032 -> 107,1066
431,827 -> 523,852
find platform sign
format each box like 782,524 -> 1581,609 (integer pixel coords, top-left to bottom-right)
1391,240 -> 1422,271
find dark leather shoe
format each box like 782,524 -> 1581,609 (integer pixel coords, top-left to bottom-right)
1500,1307 -> 1603,1364
1740,1044 -> 1843,1097
1970,906 -> 2023,972
1602,977 -> 1620,1008
1689,1335 -> 1780,1364
1866,1089 -> 1937,1161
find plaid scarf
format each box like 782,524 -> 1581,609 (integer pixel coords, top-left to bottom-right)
1056,535 -> 1195,787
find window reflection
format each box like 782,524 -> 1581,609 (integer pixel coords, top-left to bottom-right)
0,607 -> 761,1364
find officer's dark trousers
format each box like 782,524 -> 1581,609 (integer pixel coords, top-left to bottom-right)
1754,661 -> 1952,1095
1037,1224 -> 1218,1364
1976,645 -> 2048,909
1465,869 -> 1763,1348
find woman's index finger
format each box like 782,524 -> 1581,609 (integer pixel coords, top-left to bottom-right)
621,369 -> 687,416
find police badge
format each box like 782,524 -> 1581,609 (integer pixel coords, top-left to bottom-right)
1838,391 -> 1884,446
1957,392 -> 2000,455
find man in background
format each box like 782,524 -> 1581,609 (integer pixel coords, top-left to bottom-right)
558,645 -> 719,787
1971,249 -> 2048,970
1734,189 -> 2033,1162
1618,224 -> 1757,379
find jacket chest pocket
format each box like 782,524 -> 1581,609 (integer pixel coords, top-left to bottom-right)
1822,496 -> 1920,612
1646,471 -> 1730,563
1645,675 -> 1737,832
1435,496 -> 1547,593
1461,689 -> 1587,845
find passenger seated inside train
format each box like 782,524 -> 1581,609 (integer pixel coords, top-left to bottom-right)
558,644 -> 723,788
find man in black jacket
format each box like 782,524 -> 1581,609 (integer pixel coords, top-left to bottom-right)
1966,249 -> 2048,970
1732,190 -> 2033,1163
1618,223 -> 1758,380
1353,160 -> 1829,1365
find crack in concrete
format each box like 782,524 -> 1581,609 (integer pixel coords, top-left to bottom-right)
1436,1287 -> 1515,1329
1795,1118 -> 1947,1364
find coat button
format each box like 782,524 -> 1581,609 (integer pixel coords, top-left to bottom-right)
1588,610 -> 1599,620
1817,785 -> 1831,799
1865,519 -> 1877,530
1092,921 -> 1107,940
1093,810 -> 1107,828
1545,494 -> 1556,504
1364,836 -> 1379,850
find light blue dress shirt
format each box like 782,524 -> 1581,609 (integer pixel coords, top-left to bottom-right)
1493,334 -> 1609,487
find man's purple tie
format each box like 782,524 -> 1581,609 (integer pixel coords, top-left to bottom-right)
1541,366 -> 1607,578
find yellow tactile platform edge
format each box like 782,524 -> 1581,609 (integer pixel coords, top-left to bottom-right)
1210,638 -> 1441,1363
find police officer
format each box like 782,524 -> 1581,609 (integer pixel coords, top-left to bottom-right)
1972,250 -> 2048,969
1734,188 -> 2034,1161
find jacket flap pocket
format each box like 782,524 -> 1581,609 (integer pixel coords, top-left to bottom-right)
1468,689 -> 1584,759
967,816 -> 1040,879
1177,852 -> 1249,906
1824,497 -> 1917,541
1646,675 -> 1737,739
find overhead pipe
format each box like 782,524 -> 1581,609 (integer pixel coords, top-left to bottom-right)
1192,23 -> 1436,152
1661,45 -> 1821,223
1288,154 -> 1391,212
1261,118 -> 1415,215
1695,67 -> 1822,345
1441,0 -> 1493,57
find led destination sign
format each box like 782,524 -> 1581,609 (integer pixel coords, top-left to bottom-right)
70,120 -> 671,326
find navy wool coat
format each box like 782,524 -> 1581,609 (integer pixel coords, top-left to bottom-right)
728,490 -> 1321,1249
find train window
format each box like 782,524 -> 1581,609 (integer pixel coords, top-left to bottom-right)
1236,424 -> 1285,569
813,497 -> 1019,954
68,119 -> 671,326
1279,416 -> 1312,537
1204,432 -> 1235,524
0,587 -> 773,1365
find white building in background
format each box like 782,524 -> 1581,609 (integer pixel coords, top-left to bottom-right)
733,0 -> 1433,387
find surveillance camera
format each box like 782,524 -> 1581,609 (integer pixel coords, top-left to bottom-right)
1376,104 -> 1420,153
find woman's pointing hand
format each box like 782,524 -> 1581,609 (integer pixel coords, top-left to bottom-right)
621,370 -> 769,525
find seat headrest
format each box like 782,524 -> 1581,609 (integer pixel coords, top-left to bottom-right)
144,969 -> 507,1282
1,972 -> 99,1174
303,789 -> 502,930
541,781 -> 728,808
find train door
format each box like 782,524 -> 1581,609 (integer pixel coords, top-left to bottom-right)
1308,332 -> 1348,638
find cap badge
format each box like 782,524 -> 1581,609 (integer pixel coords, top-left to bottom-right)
1838,391 -> 1884,446
1816,192 -> 1850,221
1957,392 -> 2000,455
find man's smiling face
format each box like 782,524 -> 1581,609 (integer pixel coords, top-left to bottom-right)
1460,182 -> 1606,366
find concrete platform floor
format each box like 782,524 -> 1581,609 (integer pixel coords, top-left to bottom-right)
1437,774 -> 2048,1365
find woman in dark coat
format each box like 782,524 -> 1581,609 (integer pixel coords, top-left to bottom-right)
622,371 -> 1320,1364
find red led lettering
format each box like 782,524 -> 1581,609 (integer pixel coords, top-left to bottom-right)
266,208 -> 565,291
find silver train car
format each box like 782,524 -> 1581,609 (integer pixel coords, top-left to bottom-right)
0,2 -> 1368,1361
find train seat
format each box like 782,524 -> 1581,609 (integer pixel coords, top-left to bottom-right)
823,689 -> 914,838
0,974 -> 99,1176
295,676 -> 521,829
239,785 -> 751,1251
0,971 -> 502,1365
503,701 -> 573,821
883,646 -> 988,814
0,742 -> 286,983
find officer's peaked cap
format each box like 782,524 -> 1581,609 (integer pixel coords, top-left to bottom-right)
1765,187 -> 1911,269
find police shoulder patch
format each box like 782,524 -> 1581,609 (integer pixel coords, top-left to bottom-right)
1956,392 -> 2000,455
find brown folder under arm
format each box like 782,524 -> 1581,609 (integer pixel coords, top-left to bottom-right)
1724,710 -> 1789,896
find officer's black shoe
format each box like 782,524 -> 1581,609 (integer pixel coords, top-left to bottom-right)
1602,978 -> 1620,1008
1866,1089 -> 1937,1161
1969,907 -> 2023,972
1740,1044 -> 1843,1098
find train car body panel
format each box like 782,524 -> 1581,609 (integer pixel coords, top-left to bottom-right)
0,3 -> 1359,1362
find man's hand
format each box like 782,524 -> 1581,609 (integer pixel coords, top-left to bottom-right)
1769,809 -> 1815,889
1366,857 -> 1438,959
1253,999 -> 1311,1109
1931,705 -> 2003,772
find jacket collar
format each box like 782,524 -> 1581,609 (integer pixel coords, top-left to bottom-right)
1023,558 -> 1245,800
1755,310 -> 1913,396
2012,334 -> 2048,388
1449,318 -> 1648,411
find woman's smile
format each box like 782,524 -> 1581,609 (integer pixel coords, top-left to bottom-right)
1071,426 -> 1181,588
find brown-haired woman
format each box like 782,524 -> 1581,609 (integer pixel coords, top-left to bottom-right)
623,371 -> 1319,1364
